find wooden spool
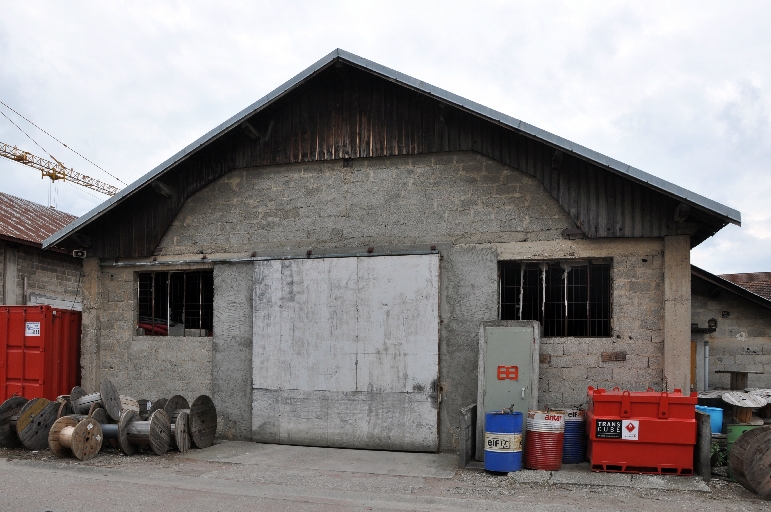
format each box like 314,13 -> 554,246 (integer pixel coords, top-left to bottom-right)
148,398 -> 167,416
48,416 -> 103,461
16,398 -> 59,451
188,395 -> 217,449
0,396 -> 28,448
71,379 -> 122,421
137,399 -> 152,420
120,395 -> 140,414
172,410 -> 190,453
163,395 -> 190,452
57,400 -> 74,419
117,409 -> 171,456
723,392 -> 766,424
745,427 -> 771,499
728,425 -> 767,492
70,386 -> 87,403
68,407 -> 108,425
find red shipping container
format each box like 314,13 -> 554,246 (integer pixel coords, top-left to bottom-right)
0,305 -> 81,401
586,386 -> 697,475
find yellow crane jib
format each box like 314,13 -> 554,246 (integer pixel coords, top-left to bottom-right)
0,141 -> 119,196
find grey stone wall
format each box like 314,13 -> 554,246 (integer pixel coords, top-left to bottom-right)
86,151 -> 674,452
0,240 -> 81,306
496,239 -> 666,408
16,244 -> 82,306
94,264 -> 213,400
212,263 -> 253,440
692,286 -> 771,389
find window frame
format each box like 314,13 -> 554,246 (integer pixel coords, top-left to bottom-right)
135,269 -> 214,337
498,259 -> 613,338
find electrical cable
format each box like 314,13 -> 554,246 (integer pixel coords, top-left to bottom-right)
0,100 -> 126,185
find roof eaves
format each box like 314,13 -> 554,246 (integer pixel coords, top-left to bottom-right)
43,49 -> 343,249
44,48 -> 740,248
692,265 -> 771,310
335,49 -> 741,227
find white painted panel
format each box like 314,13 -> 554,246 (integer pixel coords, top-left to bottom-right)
356,255 -> 440,393
252,254 -> 440,451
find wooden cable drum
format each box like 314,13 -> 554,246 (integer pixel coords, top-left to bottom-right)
172,410 -> 190,453
48,416 -> 103,461
117,409 -> 171,456
71,378 -> 122,421
57,400 -> 74,419
189,395 -> 217,449
68,407 -> 108,425
120,396 -> 140,414
163,395 -> 190,452
723,392 -> 767,424
16,398 -> 59,451
0,397 -> 28,448
137,399 -> 152,420
148,398 -> 167,416
70,386 -> 87,403
728,425 -> 767,492
744,427 -> 771,499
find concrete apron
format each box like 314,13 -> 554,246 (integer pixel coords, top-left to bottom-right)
185,441 -> 709,493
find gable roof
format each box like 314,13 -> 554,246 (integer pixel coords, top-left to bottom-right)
692,265 -> 771,310
0,192 -> 76,247
719,272 -> 771,301
43,49 -> 741,251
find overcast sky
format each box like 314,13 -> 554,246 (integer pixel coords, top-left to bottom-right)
1,2 -> 769,274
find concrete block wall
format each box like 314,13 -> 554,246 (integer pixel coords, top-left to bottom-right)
88,264 -> 214,400
692,288 -> 771,389
15,244 -> 82,305
496,239 -> 666,409
85,151 -> 676,451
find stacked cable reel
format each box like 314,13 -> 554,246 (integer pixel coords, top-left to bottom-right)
0,379 -> 217,462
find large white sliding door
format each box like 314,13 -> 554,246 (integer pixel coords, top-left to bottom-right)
252,254 -> 439,451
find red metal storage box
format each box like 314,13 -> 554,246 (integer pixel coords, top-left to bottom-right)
587,386 -> 697,475
0,305 -> 81,401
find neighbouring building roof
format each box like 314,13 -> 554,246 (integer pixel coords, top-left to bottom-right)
719,272 -> 771,301
0,192 -> 77,247
692,265 -> 771,310
43,48 -> 741,252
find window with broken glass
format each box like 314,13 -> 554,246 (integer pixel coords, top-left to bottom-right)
499,261 -> 611,337
136,270 -> 214,336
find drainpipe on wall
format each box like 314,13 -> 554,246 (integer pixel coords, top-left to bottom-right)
704,340 -> 709,390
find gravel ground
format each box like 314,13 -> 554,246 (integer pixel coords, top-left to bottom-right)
2,445 -> 770,511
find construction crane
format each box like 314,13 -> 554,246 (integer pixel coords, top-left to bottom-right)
0,141 -> 119,196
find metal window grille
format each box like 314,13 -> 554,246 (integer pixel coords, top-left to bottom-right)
499,261 -> 612,337
136,270 -> 214,336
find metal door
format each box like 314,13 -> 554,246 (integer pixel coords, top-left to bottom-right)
252,254 -> 440,451
476,321 -> 540,460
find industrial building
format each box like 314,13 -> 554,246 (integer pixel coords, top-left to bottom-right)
43,49 -> 741,453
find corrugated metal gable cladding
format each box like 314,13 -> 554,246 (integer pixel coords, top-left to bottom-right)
55,59 -> 727,258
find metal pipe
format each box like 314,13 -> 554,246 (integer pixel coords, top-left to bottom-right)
99,250 -> 439,267
704,340 -> 710,390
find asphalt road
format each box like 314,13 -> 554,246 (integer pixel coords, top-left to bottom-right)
1,445 -> 769,511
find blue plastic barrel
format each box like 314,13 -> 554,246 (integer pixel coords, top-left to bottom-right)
561,409 -> 586,464
695,405 -> 723,434
484,411 -> 523,472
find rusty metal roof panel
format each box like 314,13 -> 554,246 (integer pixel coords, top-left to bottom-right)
0,192 -> 77,246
